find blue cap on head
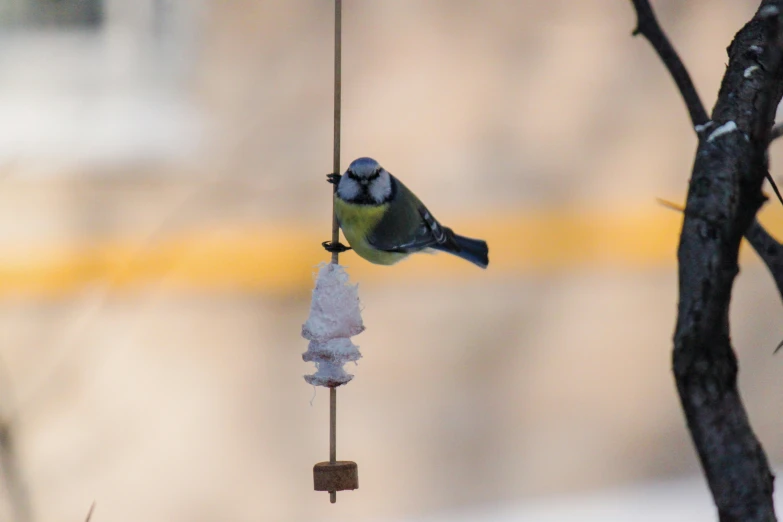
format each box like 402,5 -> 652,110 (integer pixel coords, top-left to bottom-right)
347,157 -> 382,178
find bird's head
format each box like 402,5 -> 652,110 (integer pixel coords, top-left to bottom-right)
337,157 -> 393,204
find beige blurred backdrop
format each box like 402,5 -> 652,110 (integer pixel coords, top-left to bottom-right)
1,0 -> 783,521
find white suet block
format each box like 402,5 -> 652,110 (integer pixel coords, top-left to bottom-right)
302,263 -> 364,341
302,263 -> 364,387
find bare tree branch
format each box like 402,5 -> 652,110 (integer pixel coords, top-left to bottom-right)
659,199 -> 783,352
632,1 -> 783,519
0,357 -> 32,522
0,421 -> 32,522
747,219 -> 783,305
633,0 -> 783,211
766,175 -> 783,209
630,0 -> 709,127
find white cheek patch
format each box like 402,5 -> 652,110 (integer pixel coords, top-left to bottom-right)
338,177 -> 361,201
369,172 -> 392,203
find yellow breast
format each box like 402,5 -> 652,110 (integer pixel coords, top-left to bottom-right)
334,196 -> 407,265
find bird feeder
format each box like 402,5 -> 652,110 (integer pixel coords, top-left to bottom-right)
302,263 -> 362,502
302,0 -> 359,503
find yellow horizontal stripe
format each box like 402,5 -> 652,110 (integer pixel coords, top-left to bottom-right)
0,204 -> 781,297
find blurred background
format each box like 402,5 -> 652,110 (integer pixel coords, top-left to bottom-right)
1,0 -> 783,521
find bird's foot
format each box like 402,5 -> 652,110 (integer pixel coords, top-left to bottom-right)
326,172 -> 342,185
322,240 -> 351,253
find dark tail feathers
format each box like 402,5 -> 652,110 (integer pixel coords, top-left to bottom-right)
433,230 -> 489,269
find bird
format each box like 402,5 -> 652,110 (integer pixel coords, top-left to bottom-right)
323,157 -> 489,268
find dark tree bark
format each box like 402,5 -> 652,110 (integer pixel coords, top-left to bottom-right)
631,1 -> 783,520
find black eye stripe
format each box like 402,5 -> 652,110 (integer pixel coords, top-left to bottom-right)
346,170 -> 380,182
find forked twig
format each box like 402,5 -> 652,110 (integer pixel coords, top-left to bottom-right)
632,1 -> 783,519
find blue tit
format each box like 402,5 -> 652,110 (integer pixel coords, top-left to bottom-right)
325,157 -> 489,268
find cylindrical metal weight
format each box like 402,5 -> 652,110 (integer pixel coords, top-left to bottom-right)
313,461 -> 358,492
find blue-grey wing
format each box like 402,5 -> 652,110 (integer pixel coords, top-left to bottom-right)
367,176 -> 450,253
369,221 -> 436,253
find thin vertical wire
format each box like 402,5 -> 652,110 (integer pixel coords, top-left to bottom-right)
329,0 -> 342,504
329,387 -> 337,464
329,386 -> 337,503
330,0 -> 342,265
